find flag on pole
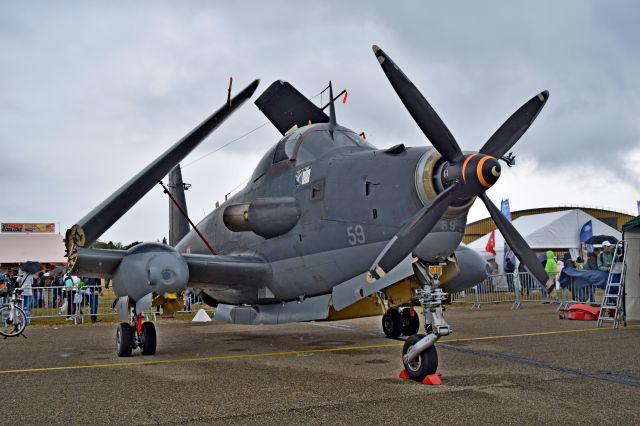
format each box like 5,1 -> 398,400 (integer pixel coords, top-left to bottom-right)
500,198 -> 512,221
486,229 -> 497,256
579,220 -> 593,243
637,200 -> 640,215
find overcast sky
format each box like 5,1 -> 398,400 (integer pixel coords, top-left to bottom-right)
1,1 -> 638,244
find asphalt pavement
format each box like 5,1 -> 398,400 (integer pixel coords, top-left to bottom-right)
2,303 -> 639,425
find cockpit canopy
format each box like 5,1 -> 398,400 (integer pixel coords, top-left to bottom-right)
250,123 -> 375,183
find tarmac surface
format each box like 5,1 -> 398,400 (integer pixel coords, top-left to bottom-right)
2,303 -> 639,425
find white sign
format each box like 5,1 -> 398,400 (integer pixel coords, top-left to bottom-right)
295,166 -> 311,186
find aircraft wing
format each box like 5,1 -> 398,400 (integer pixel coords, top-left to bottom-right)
181,253 -> 270,289
74,247 -> 270,289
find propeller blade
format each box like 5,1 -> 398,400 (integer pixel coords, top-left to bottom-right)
479,193 -> 552,292
369,184 -> 460,280
67,79 -> 260,250
480,90 -> 549,159
372,45 -> 463,163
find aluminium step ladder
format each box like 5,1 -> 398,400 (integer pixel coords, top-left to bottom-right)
596,240 -> 627,328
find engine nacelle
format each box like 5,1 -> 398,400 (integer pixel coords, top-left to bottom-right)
415,150 -> 475,217
111,243 -> 189,301
439,245 -> 491,294
223,196 -> 301,239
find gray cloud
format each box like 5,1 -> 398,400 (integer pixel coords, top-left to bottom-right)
0,1 -> 638,243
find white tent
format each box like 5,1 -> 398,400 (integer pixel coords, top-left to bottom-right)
468,209 -> 621,273
0,232 -> 67,264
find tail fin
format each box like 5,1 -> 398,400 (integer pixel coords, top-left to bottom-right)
168,165 -> 190,246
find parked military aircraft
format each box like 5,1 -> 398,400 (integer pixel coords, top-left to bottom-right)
65,45 -> 551,381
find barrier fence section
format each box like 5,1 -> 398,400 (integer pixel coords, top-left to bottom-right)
8,276 -> 607,323
0,286 -> 210,324
449,272 -> 605,310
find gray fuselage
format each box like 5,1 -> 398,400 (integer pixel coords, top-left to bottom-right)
176,123 -> 468,304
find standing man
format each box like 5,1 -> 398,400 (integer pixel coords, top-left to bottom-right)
544,251 -> 558,298
18,270 -> 34,324
504,258 -> 516,293
85,277 -> 102,323
598,241 -> 614,272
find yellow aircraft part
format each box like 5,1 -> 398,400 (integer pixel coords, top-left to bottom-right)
384,277 -> 420,308
327,295 -> 385,321
152,293 -> 184,318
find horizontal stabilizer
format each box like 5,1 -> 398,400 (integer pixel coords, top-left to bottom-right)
255,81 -> 329,135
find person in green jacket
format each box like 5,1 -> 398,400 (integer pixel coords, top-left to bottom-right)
597,241 -> 614,272
544,250 -> 558,297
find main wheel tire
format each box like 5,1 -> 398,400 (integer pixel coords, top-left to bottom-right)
402,334 -> 438,381
116,323 -> 133,357
382,308 -> 403,338
141,321 -> 157,356
401,308 -> 420,336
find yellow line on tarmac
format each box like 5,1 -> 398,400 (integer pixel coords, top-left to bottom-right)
0,325 -> 637,375
443,324 -> 640,343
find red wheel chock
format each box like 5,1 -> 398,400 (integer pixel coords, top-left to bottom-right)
399,369 -> 442,385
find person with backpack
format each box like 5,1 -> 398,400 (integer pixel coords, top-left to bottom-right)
63,274 -> 76,319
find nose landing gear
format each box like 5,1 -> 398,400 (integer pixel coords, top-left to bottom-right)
400,260 -> 451,382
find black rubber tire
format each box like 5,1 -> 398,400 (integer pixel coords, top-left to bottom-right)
401,308 -> 420,336
116,323 -> 133,357
402,334 -> 438,381
382,308 -> 403,338
0,305 -> 27,337
141,321 -> 157,356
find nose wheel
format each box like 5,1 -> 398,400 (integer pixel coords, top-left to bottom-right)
402,334 -> 438,380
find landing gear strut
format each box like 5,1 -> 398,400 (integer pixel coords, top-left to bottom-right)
401,260 -> 450,381
116,312 -> 156,357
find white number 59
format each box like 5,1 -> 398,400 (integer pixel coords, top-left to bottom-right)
347,225 -> 366,245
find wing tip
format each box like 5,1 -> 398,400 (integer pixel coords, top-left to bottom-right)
538,90 -> 549,101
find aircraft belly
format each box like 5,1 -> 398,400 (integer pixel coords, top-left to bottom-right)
215,294 -> 331,325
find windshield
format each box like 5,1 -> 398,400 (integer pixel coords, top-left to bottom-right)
250,126 -> 376,183
294,129 -> 375,164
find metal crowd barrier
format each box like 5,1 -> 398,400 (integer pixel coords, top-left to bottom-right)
450,272 -> 605,310
11,286 -> 211,324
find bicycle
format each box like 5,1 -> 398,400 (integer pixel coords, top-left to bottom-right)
0,287 -> 28,338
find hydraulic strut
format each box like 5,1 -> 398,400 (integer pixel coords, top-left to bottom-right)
404,260 -> 451,364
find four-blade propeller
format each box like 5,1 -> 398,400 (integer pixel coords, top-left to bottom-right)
368,45 -> 551,292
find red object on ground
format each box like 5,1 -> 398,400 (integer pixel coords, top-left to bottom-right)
423,374 -> 442,385
559,303 -> 599,321
399,369 -> 443,385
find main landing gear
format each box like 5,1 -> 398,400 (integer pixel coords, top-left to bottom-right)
400,260 -> 451,382
382,307 -> 420,338
116,313 -> 156,357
